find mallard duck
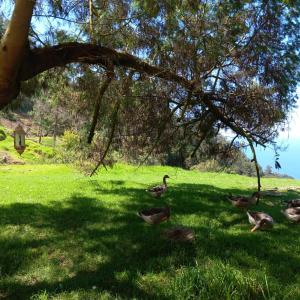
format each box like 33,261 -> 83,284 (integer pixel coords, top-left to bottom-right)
281,207 -> 300,223
138,206 -> 170,225
285,199 -> 300,208
227,192 -> 260,208
246,211 -> 274,232
146,175 -> 170,198
163,226 -> 195,242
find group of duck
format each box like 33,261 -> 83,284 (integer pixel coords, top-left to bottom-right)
137,175 -> 300,237
228,191 -> 300,232
137,175 -> 195,241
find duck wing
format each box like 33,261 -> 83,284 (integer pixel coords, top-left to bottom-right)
247,211 -> 271,223
138,207 -> 170,224
282,208 -> 300,222
147,184 -> 165,193
286,207 -> 300,215
138,207 -> 166,216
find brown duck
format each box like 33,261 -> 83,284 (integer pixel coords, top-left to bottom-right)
246,211 -> 274,232
282,207 -> 300,223
228,192 -> 260,208
138,206 -> 170,225
146,175 -> 170,198
163,226 -> 195,242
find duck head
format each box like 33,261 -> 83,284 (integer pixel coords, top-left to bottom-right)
163,175 -> 170,184
250,218 -> 271,232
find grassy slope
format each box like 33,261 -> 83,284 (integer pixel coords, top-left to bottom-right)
0,164 -> 300,299
0,125 -> 55,163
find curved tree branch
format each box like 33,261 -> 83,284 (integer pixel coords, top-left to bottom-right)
18,43 -> 256,148
19,42 -> 191,88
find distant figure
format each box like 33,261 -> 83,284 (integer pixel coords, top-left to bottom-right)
146,175 -> 170,198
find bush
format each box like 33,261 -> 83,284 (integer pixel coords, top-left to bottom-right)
191,159 -> 227,173
0,129 -> 6,141
61,130 -> 81,151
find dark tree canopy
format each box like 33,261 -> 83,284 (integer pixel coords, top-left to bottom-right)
0,0 -> 299,183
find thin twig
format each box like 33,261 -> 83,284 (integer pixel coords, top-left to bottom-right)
90,70 -> 134,176
90,99 -> 120,177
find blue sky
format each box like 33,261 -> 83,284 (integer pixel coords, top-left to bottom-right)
221,87 -> 300,178
253,87 -> 300,179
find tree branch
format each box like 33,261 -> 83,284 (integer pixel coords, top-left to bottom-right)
190,113 -> 217,158
90,69 -> 134,175
90,96 -> 121,176
19,42 -> 191,88
87,70 -> 114,144
19,42 -> 266,150
6,42 -> 264,157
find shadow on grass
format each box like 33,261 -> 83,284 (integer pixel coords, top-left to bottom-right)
0,181 -> 299,299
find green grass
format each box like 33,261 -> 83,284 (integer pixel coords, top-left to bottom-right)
0,126 -> 55,163
0,164 -> 300,299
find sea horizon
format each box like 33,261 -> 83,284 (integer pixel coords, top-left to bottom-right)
252,138 -> 300,180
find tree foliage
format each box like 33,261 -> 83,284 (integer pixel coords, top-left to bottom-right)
0,0 -> 299,180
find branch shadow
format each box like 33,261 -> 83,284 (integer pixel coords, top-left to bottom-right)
0,180 -> 299,299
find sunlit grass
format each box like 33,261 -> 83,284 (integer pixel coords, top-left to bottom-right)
0,164 -> 300,299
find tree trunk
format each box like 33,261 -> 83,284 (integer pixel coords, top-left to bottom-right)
0,0 -> 35,108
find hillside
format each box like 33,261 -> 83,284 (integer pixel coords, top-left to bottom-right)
0,164 -> 299,299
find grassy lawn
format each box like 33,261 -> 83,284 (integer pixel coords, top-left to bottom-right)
0,164 -> 300,299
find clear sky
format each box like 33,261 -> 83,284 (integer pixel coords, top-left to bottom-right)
279,88 -> 300,140
221,87 -> 300,179
254,88 -> 300,179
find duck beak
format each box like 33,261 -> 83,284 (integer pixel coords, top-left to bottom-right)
251,224 -> 260,232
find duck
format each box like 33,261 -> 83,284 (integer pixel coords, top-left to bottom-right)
227,192 -> 260,209
246,211 -> 274,232
146,175 -> 170,198
162,226 -> 195,242
281,207 -> 300,223
285,199 -> 300,208
137,206 -> 170,225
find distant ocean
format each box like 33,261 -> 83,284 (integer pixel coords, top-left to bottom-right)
248,138 -> 300,180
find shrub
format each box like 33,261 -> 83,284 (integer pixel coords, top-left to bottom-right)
0,129 -> 6,141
